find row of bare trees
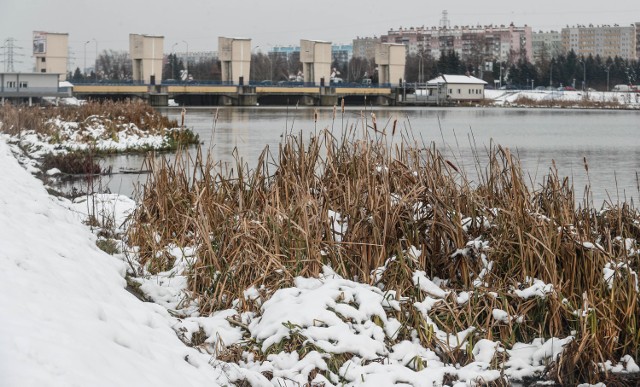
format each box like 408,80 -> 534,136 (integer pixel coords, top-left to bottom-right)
69,48 -> 640,89
68,49 -> 377,84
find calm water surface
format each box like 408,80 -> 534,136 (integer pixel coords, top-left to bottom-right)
91,106 -> 639,206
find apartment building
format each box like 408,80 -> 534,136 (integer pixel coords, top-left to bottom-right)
532,31 -> 564,62
636,22 -> 640,60
352,37 -> 379,60
561,24 -> 636,60
380,23 -> 533,63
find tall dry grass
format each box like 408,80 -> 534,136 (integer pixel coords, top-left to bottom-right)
127,116 -> 640,384
0,99 -> 178,136
509,95 -> 624,109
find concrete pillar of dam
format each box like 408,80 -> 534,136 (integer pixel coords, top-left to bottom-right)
130,34 -> 164,84
300,40 -> 331,86
219,37 -> 251,85
376,43 -> 406,87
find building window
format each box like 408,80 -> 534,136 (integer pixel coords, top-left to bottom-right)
449,88 -> 452,94
19,81 -> 28,88
41,57 -> 46,63
6,81 -> 16,88
457,88 -> 461,94
41,69 -> 46,73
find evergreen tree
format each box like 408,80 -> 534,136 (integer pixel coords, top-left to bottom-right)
72,67 -> 83,82
437,50 -> 462,74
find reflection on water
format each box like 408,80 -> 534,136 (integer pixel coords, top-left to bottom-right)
64,106 -> 640,206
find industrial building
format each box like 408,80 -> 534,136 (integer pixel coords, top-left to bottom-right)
427,74 -> 487,102
32,31 -> 69,81
0,72 -> 70,105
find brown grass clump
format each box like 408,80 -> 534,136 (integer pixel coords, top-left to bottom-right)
127,121 -> 640,383
508,95 -> 624,109
0,104 -> 49,135
1,100 -> 199,154
41,152 -> 102,175
0,99 -> 178,136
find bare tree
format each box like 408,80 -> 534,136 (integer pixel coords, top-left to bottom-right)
348,57 -> 373,82
188,58 -> 220,81
96,50 -> 131,81
250,53 -> 273,81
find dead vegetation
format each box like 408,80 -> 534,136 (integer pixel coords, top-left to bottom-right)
507,95 -> 625,109
0,99 -> 178,136
125,115 -> 640,384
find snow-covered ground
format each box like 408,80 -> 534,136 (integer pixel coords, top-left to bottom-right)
0,138 -> 246,387
2,115 -> 640,385
15,117 -> 172,159
485,89 -> 640,108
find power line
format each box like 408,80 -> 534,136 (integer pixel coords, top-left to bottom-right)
1,37 -> 24,72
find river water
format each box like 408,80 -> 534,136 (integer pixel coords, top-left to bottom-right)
87,106 -> 639,206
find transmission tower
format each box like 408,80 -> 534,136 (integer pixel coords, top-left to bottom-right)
1,37 -> 23,72
439,10 -> 451,29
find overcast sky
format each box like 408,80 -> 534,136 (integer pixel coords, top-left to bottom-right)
2,0 -> 639,72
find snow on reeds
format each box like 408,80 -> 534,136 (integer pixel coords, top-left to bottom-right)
127,120 -> 640,385
0,100 -> 199,158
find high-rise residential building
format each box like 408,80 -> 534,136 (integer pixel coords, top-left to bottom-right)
561,24 -> 636,59
33,31 -> 69,81
380,22 -> 533,63
270,44 -> 352,63
173,51 -> 218,65
636,22 -> 640,60
352,37 -> 379,60
532,31 -> 564,62
331,44 -> 353,64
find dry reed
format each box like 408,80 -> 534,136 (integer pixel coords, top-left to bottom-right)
127,119 -> 640,384
0,99 -> 178,136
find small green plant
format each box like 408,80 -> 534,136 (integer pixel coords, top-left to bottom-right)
96,238 -> 119,255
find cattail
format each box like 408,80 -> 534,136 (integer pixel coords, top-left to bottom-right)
314,109 -> 319,123
392,118 -> 397,136
181,108 -> 186,128
583,156 -> 589,173
341,97 -> 345,113
371,112 -> 378,132
445,159 -> 459,173
332,104 -> 336,120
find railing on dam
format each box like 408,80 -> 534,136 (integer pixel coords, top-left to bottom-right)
71,79 -> 398,88
71,80 -> 399,106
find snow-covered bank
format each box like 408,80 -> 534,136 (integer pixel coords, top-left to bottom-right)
0,139 -> 237,387
485,89 -> 640,108
3,123 -> 640,386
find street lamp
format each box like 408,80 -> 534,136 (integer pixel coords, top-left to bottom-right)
253,45 -> 272,81
83,40 -> 90,78
171,42 -> 178,80
579,58 -> 586,91
182,40 -> 189,80
92,38 -> 98,82
605,64 -> 612,92
265,52 -> 273,81
417,52 -> 424,83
